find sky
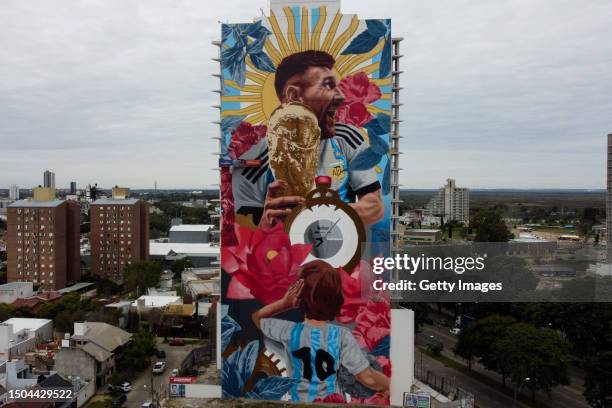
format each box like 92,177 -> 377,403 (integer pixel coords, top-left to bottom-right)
1,0 -> 611,190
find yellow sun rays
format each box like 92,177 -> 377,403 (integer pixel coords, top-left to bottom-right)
221,6 -> 391,124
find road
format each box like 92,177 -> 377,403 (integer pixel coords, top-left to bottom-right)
419,324 -> 590,408
124,340 -> 192,408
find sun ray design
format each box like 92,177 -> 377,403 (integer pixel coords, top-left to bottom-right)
220,6 -> 392,126
268,10 -> 291,56
301,7 -> 309,50
330,15 -> 359,58
320,10 -> 342,53
310,7 -> 326,51
283,7 -> 300,52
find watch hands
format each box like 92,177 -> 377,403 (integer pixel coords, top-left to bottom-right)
323,218 -> 341,239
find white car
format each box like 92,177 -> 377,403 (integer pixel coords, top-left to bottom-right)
171,368 -> 179,377
449,328 -> 461,335
152,361 -> 166,374
120,382 -> 132,392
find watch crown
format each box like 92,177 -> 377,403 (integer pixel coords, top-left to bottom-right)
315,175 -> 332,187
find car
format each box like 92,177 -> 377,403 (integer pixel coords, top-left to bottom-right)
155,349 -> 166,358
120,382 -> 132,392
142,402 -> 156,408
152,361 -> 166,374
171,368 -> 179,377
111,394 -> 127,407
449,328 -> 461,335
169,338 -> 185,346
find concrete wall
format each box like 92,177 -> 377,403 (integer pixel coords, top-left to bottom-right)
184,384 -> 221,398
54,348 -> 96,384
169,230 -> 210,244
76,380 -> 96,407
390,308 -> 415,407
0,282 -> 34,303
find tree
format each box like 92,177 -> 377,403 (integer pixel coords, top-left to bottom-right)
123,261 -> 163,296
171,258 -> 193,277
0,303 -> 15,321
455,315 -> 517,376
583,351 -> 612,408
470,208 -> 513,242
493,323 -> 570,401
119,330 -> 157,373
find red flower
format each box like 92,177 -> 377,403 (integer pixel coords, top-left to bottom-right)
228,122 -> 267,159
351,392 -> 390,406
222,223 -> 312,304
220,168 -> 237,246
337,261 -> 367,324
352,301 -> 391,352
314,394 -> 346,404
335,72 -> 381,127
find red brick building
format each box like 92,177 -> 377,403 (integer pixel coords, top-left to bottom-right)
6,198 -> 80,290
90,195 -> 149,282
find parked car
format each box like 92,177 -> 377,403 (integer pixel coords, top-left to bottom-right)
111,394 -> 127,407
142,402 -> 156,408
152,361 -> 166,374
155,349 -> 166,358
171,368 -> 179,377
120,382 -> 132,392
169,338 -> 185,346
449,328 -> 461,335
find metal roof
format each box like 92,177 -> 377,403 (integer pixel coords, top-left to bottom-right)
8,200 -> 64,208
91,198 -> 140,205
170,224 -> 214,232
149,241 -> 220,257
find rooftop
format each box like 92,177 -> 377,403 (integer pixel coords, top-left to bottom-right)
57,282 -> 96,294
91,198 -> 140,205
8,200 -> 64,208
0,282 -> 32,291
3,318 -> 51,333
133,295 -> 182,308
72,322 -> 132,352
170,224 -> 214,232
81,341 -> 113,362
149,241 -> 220,257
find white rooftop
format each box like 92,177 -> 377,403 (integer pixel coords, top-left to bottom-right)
170,224 -> 214,232
149,241 -> 220,257
3,318 -> 51,333
133,295 -> 181,308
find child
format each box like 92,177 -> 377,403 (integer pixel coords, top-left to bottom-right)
252,260 -> 389,402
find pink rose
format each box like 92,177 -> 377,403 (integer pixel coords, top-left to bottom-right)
335,72 -> 381,127
228,122 -> 267,159
222,223 -> 312,304
352,301 -> 391,352
314,394 -> 346,404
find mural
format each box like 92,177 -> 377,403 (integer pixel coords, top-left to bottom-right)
219,3 -> 392,404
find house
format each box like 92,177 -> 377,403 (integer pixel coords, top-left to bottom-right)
0,282 -> 34,304
0,318 -> 53,359
54,322 -> 131,389
12,292 -> 63,312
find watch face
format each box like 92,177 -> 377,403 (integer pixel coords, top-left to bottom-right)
288,203 -> 360,269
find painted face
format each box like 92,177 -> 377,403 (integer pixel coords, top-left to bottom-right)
296,67 -> 345,138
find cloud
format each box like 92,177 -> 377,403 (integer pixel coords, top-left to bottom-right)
1,0 -> 611,189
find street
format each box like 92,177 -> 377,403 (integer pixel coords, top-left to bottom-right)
419,324 -> 590,408
124,339 -> 193,408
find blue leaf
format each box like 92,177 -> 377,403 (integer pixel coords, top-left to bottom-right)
341,31 -> 380,55
248,376 -> 300,400
382,159 -> 391,195
371,335 -> 391,356
237,340 -> 259,387
221,309 -> 241,352
350,148 -> 382,171
221,116 -> 246,135
249,52 -> 276,73
221,44 -> 247,86
246,36 -> 266,54
363,114 -> 391,137
222,349 -> 243,397
245,21 -> 271,39
366,20 -> 388,38
369,133 -> 389,156
379,37 -> 391,79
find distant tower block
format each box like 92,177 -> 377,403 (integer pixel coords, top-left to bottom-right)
43,170 -> 55,189
607,134 -> 612,260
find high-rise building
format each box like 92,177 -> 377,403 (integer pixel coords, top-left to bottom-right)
43,170 -> 55,189
607,134 -> 612,253
426,179 -> 470,224
90,187 -> 149,282
9,185 -> 19,201
6,187 -> 80,290
70,182 -> 77,195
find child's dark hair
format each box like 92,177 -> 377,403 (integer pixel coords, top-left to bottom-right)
299,260 -> 344,321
